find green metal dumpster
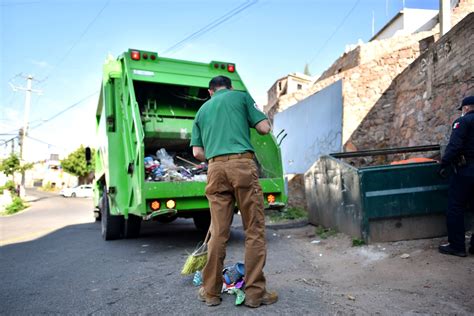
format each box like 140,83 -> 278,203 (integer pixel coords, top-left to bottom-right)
304,146 -> 454,243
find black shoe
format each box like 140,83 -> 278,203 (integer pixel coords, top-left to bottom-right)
438,244 -> 467,257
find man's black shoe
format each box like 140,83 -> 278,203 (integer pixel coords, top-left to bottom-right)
438,244 -> 467,257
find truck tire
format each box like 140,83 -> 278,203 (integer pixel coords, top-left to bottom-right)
101,190 -> 124,240
193,212 -> 211,232
71,192 -> 76,198
156,214 -> 177,223
124,214 -> 142,238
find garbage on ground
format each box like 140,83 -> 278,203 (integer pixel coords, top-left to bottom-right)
145,148 -> 208,182
310,240 -> 321,244
192,262 -> 246,305
222,262 -> 246,305
400,253 -> 410,259
193,271 -> 203,286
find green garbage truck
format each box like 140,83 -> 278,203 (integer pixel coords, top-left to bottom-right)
92,49 -> 286,240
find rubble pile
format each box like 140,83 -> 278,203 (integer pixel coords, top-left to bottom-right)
144,148 -> 207,182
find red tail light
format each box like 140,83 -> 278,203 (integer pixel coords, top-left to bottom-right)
131,50 -> 140,60
227,64 -> 235,73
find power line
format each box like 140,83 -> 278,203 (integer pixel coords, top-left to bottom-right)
26,135 -> 61,148
308,0 -> 361,65
29,91 -> 99,130
163,0 -> 258,55
38,0 -> 110,84
0,91 -> 97,134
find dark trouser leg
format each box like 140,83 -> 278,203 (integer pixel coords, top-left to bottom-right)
446,174 -> 470,251
202,162 -> 235,298
228,159 -> 267,301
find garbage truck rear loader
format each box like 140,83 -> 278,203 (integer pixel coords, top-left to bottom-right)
93,49 -> 286,240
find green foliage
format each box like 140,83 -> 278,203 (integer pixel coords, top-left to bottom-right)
0,154 -> 32,177
4,196 -> 27,215
40,181 -> 57,192
60,146 -> 95,177
315,226 -> 337,239
0,180 -> 16,192
352,238 -> 366,247
269,207 -> 307,222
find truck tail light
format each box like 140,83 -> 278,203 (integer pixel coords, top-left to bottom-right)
131,50 -> 140,60
150,200 -> 160,211
143,53 -> 148,60
227,64 -> 235,73
267,194 -> 276,204
166,199 -> 176,209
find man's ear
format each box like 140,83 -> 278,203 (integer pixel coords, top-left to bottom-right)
208,89 -> 214,96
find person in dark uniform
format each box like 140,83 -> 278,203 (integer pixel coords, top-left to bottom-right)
439,95 -> 474,257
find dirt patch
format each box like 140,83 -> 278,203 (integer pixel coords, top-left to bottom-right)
278,225 -> 474,315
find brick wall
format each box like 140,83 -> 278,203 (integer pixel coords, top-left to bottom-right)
347,13 -> 474,155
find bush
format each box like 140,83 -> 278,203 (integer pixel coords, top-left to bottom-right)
269,207 -> 307,222
4,196 -> 27,215
352,238 -> 366,247
315,226 -> 338,239
0,180 -> 16,193
41,182 -> 57,192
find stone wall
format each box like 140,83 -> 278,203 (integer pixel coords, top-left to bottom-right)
347,12 -> 474,154
276,31 -> 434,143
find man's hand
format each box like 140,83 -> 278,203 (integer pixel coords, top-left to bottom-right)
192,146 -> 206,162
438,166 -> 449,179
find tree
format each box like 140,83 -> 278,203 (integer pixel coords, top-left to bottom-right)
304,63 -> 311,76
61,146 -> 95,184
0,153 -> 33,180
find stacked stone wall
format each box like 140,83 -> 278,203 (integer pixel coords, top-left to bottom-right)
347,13 -> 474,156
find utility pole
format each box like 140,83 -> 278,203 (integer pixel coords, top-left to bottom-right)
9,75 -> 42,195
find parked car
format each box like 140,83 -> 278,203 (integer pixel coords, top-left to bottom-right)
60,185 -> 93,198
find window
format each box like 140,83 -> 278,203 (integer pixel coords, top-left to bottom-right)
297,84 -> 302,90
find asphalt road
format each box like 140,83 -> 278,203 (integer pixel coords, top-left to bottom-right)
0,190 -> 329,315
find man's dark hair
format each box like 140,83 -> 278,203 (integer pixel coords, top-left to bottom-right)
209,76 -> 232,91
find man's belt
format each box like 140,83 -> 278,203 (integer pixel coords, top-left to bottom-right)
208,152 -> 254,163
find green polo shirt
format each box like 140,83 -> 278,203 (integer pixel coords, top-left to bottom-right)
190,89 -> 267,160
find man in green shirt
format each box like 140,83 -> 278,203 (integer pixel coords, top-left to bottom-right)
191,76 -> 278,308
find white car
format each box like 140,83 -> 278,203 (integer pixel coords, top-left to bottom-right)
60,185 -> 93,198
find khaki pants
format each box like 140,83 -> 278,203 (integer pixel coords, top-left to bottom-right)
202,157 -> 267,301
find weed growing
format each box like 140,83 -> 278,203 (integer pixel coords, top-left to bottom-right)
269,207 -> 307,222
315,226 -> 338,239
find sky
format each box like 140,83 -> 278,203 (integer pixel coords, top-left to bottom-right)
0,0 -> 439,161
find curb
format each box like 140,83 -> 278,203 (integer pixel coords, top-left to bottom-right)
0,205 -> 33,217
265,219 -> 309,230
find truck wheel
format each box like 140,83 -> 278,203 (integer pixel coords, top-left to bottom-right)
193,212 -> 211,232
156,214 -> 177,223
71,192 -> 76,198
101,191 -> 124,240
124,214 -> 142,239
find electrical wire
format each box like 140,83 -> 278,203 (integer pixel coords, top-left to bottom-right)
38,0 -> 110,84
308,0 -> 361,65
26,135 -> 60,148
163,0 -> 258,55
29,91 -> 99,130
